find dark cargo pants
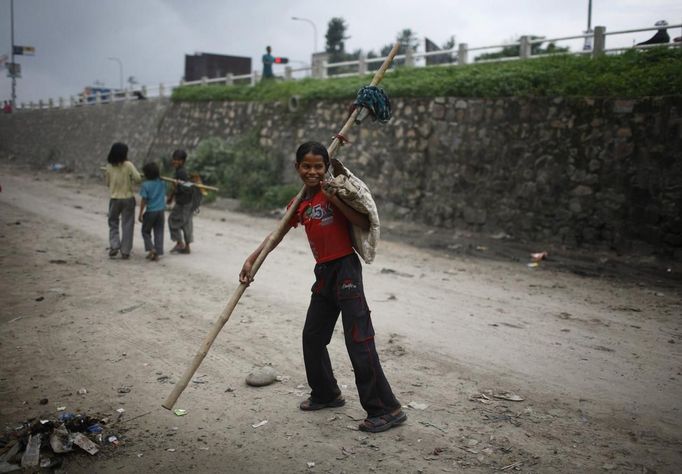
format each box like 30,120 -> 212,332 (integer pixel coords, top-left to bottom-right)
302,252 -> 400,418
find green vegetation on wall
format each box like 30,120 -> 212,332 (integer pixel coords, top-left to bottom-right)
172,48 -> 682,102
191,133 -> 299,211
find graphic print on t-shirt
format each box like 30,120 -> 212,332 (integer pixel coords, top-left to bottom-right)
306,202 -> 334,226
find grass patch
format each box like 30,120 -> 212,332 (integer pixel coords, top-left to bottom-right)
172,48 -> 682,102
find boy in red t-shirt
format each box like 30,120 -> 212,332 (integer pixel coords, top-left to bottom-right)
240,141 -> 406,433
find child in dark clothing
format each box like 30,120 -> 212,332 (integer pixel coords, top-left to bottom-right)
240,141 -> 406,433
167,149 -> 194,254
138,162 -> 166,261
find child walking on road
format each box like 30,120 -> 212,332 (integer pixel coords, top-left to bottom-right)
138,162 -> 166,261
240,141 -> 406,433
105,142 -> 141,259
167,149 -> 193,254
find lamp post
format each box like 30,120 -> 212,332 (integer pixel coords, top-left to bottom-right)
291,16 -> 318,54
107,57 -> 123,91
10,0 -> 16,107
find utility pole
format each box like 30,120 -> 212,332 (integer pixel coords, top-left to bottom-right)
583,0 -> 594,51
10,0 -> 16,106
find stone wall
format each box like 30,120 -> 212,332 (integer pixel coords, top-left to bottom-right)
0,99 -> 169,176
2,96 -> 680,254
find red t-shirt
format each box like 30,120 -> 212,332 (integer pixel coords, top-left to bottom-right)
289,191 -> 354,263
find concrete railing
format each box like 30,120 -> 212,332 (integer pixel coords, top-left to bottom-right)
16,23 -> 682,111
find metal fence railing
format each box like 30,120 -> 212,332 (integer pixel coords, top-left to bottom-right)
15,23 -> 681,111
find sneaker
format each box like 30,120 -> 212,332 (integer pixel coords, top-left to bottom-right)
121,253 -> 130,260
109,248 -> 119,258
150,252 -> 159,262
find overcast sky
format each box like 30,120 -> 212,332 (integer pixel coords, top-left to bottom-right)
1,0 -> 680,103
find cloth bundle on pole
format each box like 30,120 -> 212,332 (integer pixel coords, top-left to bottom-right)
162,42 -> 401,411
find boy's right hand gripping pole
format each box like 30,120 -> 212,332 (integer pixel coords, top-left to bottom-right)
162,41 -> 401,411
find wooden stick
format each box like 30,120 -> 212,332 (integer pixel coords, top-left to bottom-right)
162,42 -> 401,410
161,176 -> 219,191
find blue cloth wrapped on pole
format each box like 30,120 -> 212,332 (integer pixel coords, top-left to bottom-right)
353,85 -> 392,124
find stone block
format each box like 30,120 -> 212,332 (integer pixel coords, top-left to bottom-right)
613,100 -> 635,114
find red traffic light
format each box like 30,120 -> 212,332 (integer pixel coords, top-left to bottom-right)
274,57 -> 289,64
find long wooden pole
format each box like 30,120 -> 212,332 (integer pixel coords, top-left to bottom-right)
161,176 -> 219,191
162,42 -> 401,410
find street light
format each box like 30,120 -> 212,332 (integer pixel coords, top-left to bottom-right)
291,16 -> 318,54
107,57 -> 123,91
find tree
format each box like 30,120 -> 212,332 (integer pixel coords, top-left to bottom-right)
380,28 -> 419,57
325,17 -> 350,62
475,36 -> 569,61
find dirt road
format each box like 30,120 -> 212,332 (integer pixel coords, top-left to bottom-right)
1,168 -> 680,473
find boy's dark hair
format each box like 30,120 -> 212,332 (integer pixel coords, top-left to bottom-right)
142,162 -> 160,180
107,142 -> 128,165
172,149 -> 187,162
296,142 -> 330,170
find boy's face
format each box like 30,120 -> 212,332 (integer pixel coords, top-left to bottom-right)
171,157 -> 184,169
295,153 -> 327,189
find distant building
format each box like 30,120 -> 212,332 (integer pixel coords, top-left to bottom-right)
184,52 -> 252,81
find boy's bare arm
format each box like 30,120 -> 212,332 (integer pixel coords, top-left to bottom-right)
239,225 -> 292,285
138,198 -> 147,223
324,188 -> 370,231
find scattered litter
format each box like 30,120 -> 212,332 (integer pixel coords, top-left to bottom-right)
57,406 -> 66,411
86,424 -> 103,434
166,448 -> 176,452
116,408 -> 126,414
107,436 -> 119,447
49,425 -> 72,453
57,412 -> 76,423
191,375 -> 207,384
527,262 -> 539,268
173,409 -> 187,416
77,388 -> 87,395
117,386 -> 131,394
493,392 -> 525,402
7,317 -> 22,323
245,366 -> 277,387
500,461 -> 523,471
72,433 -> 99,455
475,246 -> 488,251
118,303 -> 144,314
530,251 -> 548,262
469,393 -> 492,404
419,421 -> 447,433
21,434 -> 41,468
307,461 -> 315,468
35,296 -> 44,302
48,163 -> 66,172
407,401 -> 428,410
380,268 -> 414,278
48,260 -> 67,265
39,398 -> 48,405
251,420 -> 268,429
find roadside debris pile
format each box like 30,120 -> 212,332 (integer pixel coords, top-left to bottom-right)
0,410 -> 121,471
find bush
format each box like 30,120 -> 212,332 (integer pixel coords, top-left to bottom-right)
191,134 -> 297,211
172,47 -> 682,102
